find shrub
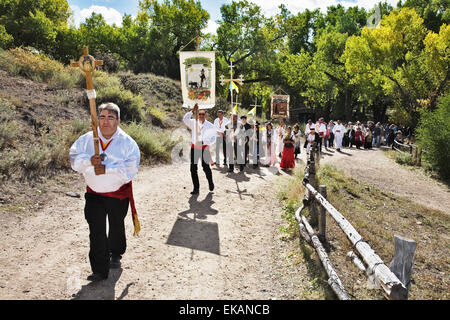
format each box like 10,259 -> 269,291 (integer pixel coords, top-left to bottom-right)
416,93 -> 450,180
147,107 -> 166,127
94,50 -> 122,73
393,151 -> 414,166
118,72 -> 182,104
122,122 -> 177,163
0,26 -> 13,49
78,70 -> 121,90
0,100 -> 18,149
96,86 -> 145,122
0,121 -> 18,149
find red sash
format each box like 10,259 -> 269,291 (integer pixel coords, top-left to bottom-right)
86,181 -> 137,219
191,144 -> 209,150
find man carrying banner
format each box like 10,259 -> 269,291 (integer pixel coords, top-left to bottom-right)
69,102 -> 141,282
183,104 -> 216,194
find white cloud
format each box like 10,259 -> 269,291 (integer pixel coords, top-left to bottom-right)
203,19 -> 219,35
77,5 -> 123,26
69,4 -> 82,27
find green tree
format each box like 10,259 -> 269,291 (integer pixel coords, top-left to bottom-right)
0,0 -> 71,53
398,0 -> 449,32
343,8 -> 448,126
137,0 -> 209,78
415,92 -> 450,180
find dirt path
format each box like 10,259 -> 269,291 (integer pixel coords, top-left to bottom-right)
0,162 -> 309,300
307,146 -> 450,215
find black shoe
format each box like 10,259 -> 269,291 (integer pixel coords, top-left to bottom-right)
228,166 -> 234,172
239,165 -> 244,172
87,273 -> 107,282
209,183 -> 214,192
110,256 -> 121,269
252,164 -> 258,169
190,189 -> 199,195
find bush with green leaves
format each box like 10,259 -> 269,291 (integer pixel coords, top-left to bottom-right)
122,122 -> 177,163
416,93 -> 450,180
96,87 -> 145,123
0,26 -> 13,49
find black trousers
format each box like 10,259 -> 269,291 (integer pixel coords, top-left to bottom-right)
190,147 -> 213,191
84,193 -> 129,277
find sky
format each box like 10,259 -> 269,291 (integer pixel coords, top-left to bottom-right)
68,0 -> 399,33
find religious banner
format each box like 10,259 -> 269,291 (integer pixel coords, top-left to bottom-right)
271,95 -> 290,118
180,51 -> 215,109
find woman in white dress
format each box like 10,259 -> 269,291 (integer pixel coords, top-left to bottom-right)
261,122 -> 277,166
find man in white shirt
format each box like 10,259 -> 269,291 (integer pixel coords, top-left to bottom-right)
213,110 -> 229,166
183,104 -> 216,195
332,120 -> 345,151
69,102 -> 140,282
303,119 -> 315,149
316,117 -> 327,152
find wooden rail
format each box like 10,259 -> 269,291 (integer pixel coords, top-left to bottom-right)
392,140 -> 423,166
294,146 -> 416,300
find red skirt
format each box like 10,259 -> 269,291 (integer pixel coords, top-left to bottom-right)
280,145 -> 295,169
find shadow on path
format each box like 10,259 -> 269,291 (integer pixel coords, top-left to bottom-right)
166,193 -> 220,255
72,268 -> 132,300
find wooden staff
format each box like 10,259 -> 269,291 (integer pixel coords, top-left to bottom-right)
71,46 -> 103,156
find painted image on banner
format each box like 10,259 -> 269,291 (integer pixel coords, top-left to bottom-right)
180,51 -> 216,109
271,95 -> 289,118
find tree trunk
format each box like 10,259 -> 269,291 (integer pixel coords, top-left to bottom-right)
345,88 -> 352,121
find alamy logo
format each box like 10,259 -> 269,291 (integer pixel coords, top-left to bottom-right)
367,5 -> 382,29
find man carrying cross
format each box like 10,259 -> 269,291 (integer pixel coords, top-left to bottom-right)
69,102 -> 140,282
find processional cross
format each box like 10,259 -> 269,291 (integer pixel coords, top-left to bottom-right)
219,60 -> 244,114
70,46 -> 103,157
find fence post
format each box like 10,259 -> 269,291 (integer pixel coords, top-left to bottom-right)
318,185 -> 327,242
416,147 -> 422,166
309,146 -> 318,227
389,235 -> 417,299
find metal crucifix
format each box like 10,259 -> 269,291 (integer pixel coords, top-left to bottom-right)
219,60 -> 244,114
70,46 -> 103,157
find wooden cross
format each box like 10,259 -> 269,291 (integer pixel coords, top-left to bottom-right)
70,46 -> 103,156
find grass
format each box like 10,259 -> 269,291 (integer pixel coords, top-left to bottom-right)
0,47 -> 82,89
278,163 -> 450,300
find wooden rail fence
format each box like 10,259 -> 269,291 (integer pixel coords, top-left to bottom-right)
392,140 -> 423,166
294,146 -> 417,300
